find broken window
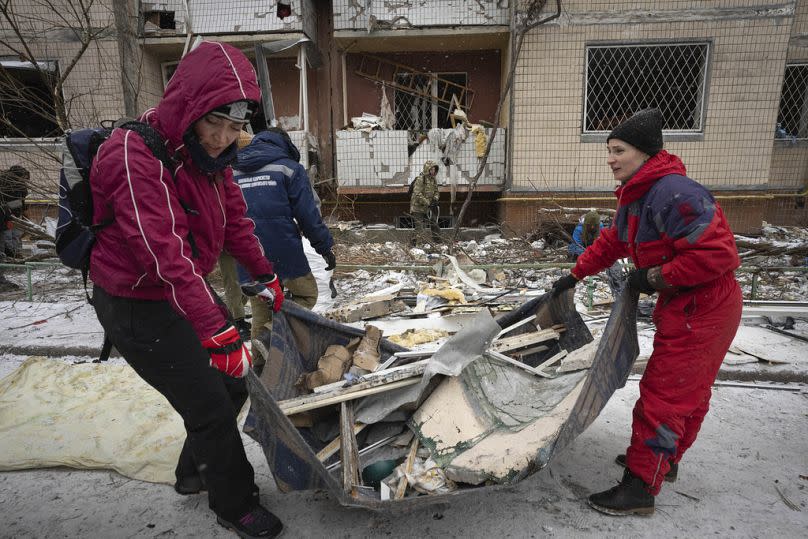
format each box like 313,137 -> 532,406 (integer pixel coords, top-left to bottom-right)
0,60 -> 62,138
584,43 -> 709,133
143,10 -> 176,31
776,64 -> 808,140
394,72 -> 468,131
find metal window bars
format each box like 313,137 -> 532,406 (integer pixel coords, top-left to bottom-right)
776,64 -> 808,140
583,43 -> 710,133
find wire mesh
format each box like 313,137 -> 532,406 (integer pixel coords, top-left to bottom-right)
777,64 -> 808,140
584,43 -> 709,133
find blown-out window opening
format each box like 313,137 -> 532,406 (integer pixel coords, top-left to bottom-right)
0,60 -> 62,139
393,72 -> 468,131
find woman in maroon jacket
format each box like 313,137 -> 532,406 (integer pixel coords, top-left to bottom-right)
552,109 -> 742,516
90,42 -> 283,537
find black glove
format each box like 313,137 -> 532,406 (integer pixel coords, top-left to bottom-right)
551,274 -> 578,297
627,268 -> 656,295
323,250 -> 336,271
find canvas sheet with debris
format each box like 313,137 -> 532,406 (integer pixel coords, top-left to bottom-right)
245,284 -> 641,509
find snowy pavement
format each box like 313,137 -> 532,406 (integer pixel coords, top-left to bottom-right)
0,377 -> 805,538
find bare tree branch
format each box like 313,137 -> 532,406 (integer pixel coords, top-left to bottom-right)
450,0 -> 562,246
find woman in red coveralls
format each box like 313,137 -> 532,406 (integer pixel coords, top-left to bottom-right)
551,108 -> 742,516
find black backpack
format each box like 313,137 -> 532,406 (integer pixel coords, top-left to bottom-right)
55,120 -> 175,361
56,120 -> 175,278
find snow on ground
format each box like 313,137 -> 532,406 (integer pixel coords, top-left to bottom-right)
0,377 -> 805,538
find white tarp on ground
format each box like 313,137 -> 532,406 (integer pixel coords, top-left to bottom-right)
0,357 -> 183,484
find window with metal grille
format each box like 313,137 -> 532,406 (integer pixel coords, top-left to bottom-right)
776,64 -> 808,140
394,72 -> 467,131
584,43 -> 709,133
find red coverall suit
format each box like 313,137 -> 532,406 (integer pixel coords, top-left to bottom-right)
573,150 -> 742,494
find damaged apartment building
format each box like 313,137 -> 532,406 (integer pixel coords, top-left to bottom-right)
1,1 -> 808,233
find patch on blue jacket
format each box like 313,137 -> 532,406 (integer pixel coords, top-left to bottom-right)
644,423 -> 678,457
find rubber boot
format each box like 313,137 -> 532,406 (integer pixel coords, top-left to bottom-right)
588,468 -> 655,516
615,454 -> 678,482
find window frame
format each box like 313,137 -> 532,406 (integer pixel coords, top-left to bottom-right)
776,62 -> 808,141
581,41 -> 711,140
0,59 -> 62,141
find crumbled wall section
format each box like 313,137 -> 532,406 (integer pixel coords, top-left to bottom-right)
288,130 -> 312,171
332,0 -> 509,31
511,1 -> 793,191
335,129 -> 505,187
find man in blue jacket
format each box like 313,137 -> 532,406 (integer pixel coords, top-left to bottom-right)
568,210 -> 602,261
233,128 -> 335,360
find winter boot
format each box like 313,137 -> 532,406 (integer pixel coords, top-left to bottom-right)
174,474 -> 206,495
615,454 -> 678,482
217,504 -> 283,538
588,468 -> 655,516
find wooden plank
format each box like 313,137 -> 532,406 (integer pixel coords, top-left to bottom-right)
495,314 -> 537,339
279,378 -> 421,416
340,402 -> 362,494
393,349 -> 438,358
492,328 -> 559,353
316,423 -> 367,462
535,350 -> 567,374
512,344 -> 550,359
395,437 -> 419,500
485,350 -> 553,378
311,359 -> 428,394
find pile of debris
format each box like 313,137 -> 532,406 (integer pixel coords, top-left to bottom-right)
243,269 -> 638,507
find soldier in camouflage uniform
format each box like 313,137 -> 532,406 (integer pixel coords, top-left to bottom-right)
409,160 -> 440,245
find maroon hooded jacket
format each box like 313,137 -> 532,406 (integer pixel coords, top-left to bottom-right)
89,42 -> 273,340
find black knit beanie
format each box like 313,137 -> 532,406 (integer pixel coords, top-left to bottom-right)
607,108 -> 664,156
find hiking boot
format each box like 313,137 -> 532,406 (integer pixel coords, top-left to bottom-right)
588,468 -> 655,516
234,318 -> 252,341
217,504 -> 283,538
174,475 -> 206,495
615,454 -> 678,482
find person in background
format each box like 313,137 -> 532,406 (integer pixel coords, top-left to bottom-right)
0,165 -> 29,259
88,42 -> 284,538
551,108 -> 742,516
568,210 -> 602,261
232,128 -> 335,363
409,160 -> 441,246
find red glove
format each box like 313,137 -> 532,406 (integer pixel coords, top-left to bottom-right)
202,324 -> 252,378
256,274 -> 284,312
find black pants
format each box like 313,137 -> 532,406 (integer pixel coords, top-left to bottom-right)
92,285 -> 257,521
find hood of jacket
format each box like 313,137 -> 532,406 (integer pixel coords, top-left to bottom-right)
153,42 -> 261,150
614,150 -> 687,208
236,130 -> 300,173
422,160 -> 439,176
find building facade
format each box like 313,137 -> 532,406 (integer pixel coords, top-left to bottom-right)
1,0 -> 806,233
